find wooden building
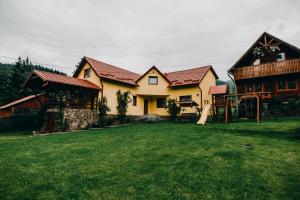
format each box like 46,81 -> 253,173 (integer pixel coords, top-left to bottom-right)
228,32 -> 300,99
228,32 -> 300,118
0,94 -> 45,117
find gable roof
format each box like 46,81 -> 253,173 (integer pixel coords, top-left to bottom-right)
135,65 -> 171,84
24,70 -> 100,90
0,94 -> 44,110
228,32 -> 300,74
73,56 -> 218,87
209,85 -> 227,95
74,56 -> 140,86
165,66 -> 218,87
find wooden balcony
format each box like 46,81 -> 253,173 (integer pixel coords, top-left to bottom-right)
233,59 -> 300,80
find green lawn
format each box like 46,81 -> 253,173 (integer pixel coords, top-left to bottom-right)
0,118 -> 300,200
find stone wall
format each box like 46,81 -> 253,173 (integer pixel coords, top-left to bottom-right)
63,109 -> 98,130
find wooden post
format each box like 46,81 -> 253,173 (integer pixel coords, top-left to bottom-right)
225,95 -> 228,124
256,95 -> 260,123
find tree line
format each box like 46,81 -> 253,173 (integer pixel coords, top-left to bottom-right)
0,57 -> 65,106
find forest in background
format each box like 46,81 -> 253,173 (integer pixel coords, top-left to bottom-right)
0,57 -> 65,106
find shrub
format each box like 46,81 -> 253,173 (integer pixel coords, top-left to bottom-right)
116,90 -> 129,123
166,98 -> 181,120
98,96 -> 110,127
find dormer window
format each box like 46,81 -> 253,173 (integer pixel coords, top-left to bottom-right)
276,53 -> 286,62
148,76 -> 158,85
84,68 -> 91,79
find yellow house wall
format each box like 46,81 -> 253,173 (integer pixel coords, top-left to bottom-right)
168,86 -> 201,116
101,80 -> 143,115
135,68 -> 170,96
134,68 -> 170,116
199,69 -> 216,107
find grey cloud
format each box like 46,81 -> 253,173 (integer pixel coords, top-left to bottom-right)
0,0 -> 299,80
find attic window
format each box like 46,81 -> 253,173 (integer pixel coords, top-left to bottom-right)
84,68 -> 91,79
276,53 -> 286,62
148,76 -> 158,85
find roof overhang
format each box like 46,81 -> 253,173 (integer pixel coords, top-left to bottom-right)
136,93 -> 169,97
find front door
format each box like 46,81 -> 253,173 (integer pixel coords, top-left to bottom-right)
144,99 -> 148,114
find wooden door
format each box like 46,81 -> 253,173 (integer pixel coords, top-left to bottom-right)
144,100 -> 148,115
46,112 -> 55,132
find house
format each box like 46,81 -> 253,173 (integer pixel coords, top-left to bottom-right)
21,56 -> 218,131
73,56 -> 218,117
228,32 -> 300,98
22,70 -> 101,131
0,94 -> 45,117
228,32 -> 300,118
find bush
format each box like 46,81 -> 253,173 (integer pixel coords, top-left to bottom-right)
116,90 -> 129,123
166,98 -> 181,120
98,96 -> 110,127
267,95 -> 300,117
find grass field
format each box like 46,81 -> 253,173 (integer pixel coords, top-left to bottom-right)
0,118 -> 300,199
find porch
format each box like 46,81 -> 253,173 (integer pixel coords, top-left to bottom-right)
233,58 -> 300,80
136,94 -> 169,115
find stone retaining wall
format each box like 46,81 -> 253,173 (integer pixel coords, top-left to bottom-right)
63,109 -> 98,130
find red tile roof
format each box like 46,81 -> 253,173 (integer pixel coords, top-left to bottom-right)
84,57 -> 140,85
0,94 -> 43,110
165,66 -> 213,86
209,85 -> 228,95
75,56 -> 218,87
33,70 -> 100,90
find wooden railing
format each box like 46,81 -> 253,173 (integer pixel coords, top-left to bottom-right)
233,59 -> 300,80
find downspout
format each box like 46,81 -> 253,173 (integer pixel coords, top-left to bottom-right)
197,84 -> 203,109
100,78 -> 104,99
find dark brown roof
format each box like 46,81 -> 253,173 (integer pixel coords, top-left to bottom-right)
228,32 -> 300,74
0,94 -> 44,110
79,56 -> 140,85
165,66 -> 218,86
209,85 -> 228,95
26,70 -> 100,90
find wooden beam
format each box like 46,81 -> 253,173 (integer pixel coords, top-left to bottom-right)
256,95 -> 260,123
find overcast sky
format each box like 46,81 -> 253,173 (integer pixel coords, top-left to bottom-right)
0,0 -> 299,80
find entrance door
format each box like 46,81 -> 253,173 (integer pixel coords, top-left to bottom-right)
144,99 -> 148,114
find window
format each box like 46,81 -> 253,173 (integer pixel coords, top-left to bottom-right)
84,68 -> 91,79
276,53 -> 286,62
253,58 -> 260,65
287,79 -> 296,89
132,96 -> 137,106
247,83 -> 253,92
204,100 -> 209,105
156,98 -> 166,108
179,95 -> 192,102
255,83 -> 262,92
278,80 -> 286,90
148,76 -> 158,85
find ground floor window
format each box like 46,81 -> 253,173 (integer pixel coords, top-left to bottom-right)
247,83 -> 253,92
132,96 -> 137,106
255,82 -> 262,92
156,98 -> 166,108
278,79 -> 297,90
287,79 -> 297,89
179,95 -> 192,102
246,82 -> 263,93
278,80 -> 286,90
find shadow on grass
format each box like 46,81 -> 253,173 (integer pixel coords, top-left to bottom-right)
224,127 -> 300,141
